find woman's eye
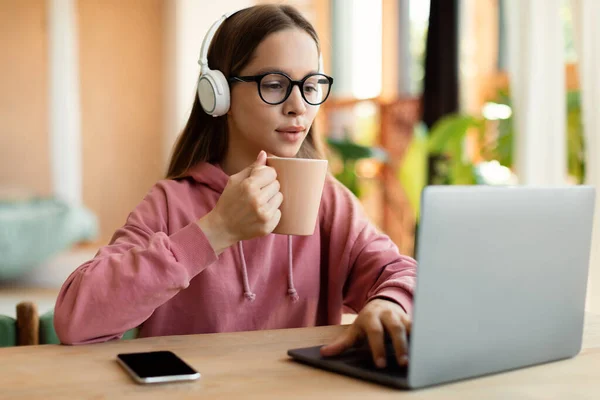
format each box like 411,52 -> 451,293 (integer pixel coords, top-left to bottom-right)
304,85 -> 317,93
263,82 -> 284,90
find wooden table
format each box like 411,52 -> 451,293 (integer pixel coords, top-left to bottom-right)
1,314 -> 600,399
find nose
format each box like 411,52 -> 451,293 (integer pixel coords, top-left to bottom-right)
282,85 -> 307,116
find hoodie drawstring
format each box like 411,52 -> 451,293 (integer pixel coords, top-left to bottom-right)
237,236 -> 298,302
287,235 -> 299,302
237,241 -> 256,302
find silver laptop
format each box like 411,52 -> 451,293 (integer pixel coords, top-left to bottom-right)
288,185 -> 596,389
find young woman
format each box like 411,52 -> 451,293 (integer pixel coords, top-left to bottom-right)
54,4 -> 416,369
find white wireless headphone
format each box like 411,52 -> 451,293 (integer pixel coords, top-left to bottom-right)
197,11 -> 236,117
197,10 -> 325,117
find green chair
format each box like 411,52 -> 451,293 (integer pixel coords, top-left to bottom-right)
39,310 -> 59,345
39,310 -> 138,344
0,315 -> 17,347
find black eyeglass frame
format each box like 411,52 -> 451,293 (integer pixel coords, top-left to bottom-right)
227,72 -> 334,106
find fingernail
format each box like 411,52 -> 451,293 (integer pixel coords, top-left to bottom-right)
376,357 -> 386,368
400,355 -> 409,365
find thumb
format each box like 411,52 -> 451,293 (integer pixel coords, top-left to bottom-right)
234,151 -> 267,180
320,327 -> 360,357
251,150 -> 267,168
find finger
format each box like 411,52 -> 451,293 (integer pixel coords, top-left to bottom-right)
258,180 -> 281,204
251,150 -> 267,168
248,166 -> 277,188
400,313 -> 412,335
364,318 -> 387,368
381,311 -> 409,366
260,193 -> 283,230
264,191 -> 283,212
264,209 -> 282,233
255,193 -> 283,232
320,326 -> 361,357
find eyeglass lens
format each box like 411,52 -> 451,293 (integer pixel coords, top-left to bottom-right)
259,73 -> 330,105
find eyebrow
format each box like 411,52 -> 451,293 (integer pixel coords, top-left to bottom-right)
250,67 -> 320,77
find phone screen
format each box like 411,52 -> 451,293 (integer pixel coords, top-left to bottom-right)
117,351 -> 199,379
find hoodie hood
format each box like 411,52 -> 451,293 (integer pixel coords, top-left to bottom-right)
186,162 -> 299,303
187,162 -> 229,193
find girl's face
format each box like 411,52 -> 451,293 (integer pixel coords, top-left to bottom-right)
227,28 -> 320,159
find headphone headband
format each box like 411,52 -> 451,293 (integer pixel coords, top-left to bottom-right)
198,11 -> 237,74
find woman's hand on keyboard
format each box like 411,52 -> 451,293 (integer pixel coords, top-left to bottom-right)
320,299 -> 411,368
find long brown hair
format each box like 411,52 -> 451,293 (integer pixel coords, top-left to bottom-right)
166,4 -> 324,179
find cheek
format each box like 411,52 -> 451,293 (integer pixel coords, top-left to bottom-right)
230,96 -> 280,137
231,87 -> 258,116
305,106 -> 320,126
231,89 -> 269,123
240,105 -> 279,134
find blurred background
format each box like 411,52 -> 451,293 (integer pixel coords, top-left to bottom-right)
1,0 -> 599,317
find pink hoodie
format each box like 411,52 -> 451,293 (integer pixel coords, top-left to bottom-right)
54,162 -> 417,345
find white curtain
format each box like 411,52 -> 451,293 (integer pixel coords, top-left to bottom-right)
571,0 -> 600,311
504,0 -> 567,185
48,0 -> 82,205
331,0 -> 383,99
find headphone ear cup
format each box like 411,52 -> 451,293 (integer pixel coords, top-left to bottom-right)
197,69 -> 230,117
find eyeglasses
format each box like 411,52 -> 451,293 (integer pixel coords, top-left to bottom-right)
228,72 -> 334,106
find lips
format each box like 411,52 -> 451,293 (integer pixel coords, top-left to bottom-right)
275,126 -> 305,143
276,126 -> 305,133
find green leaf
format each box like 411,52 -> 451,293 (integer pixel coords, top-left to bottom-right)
334,161 -> 361,197
397,123 -> 428,218
567,90 -> 581,111
427,114 -> 482,154
450,162 -> 477,185
566,100 -> 585,183
326,138 -> 387,162
494,127 -> 514,167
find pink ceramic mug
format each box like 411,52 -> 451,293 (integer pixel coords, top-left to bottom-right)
266,156 -> 328,236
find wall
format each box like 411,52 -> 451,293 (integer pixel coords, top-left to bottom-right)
78,0 -> 165,243
0,0 -> 50,196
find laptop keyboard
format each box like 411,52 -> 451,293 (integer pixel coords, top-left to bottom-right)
332,339 -> 409,375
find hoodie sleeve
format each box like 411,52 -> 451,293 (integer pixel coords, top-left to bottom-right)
54,181 -> 219,345
320,176 -> 417,316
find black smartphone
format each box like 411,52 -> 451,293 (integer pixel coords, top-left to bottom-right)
116,351 -> 201,384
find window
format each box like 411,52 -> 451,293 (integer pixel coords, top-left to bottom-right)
331,0 -> 382,99
408,0 -> 430,94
